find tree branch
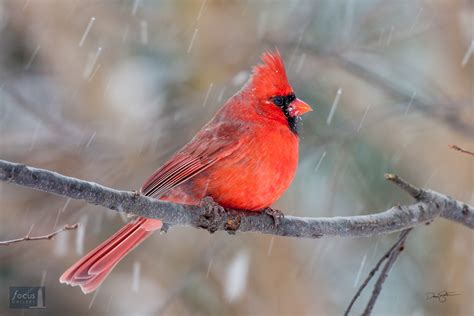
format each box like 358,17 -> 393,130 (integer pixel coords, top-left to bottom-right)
449,144 -> 474,156
0,159 -> 472,239
384,173 -> 421,199
361,228 -> 411,315
343,229 -> 412,315
0,223 -> 79,246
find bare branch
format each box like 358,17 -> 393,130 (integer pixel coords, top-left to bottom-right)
449,144 -> 474,156
343,229 -> 412,316
384,174 -> 421,199
0,159 -> 472,239
0,223 -> 79,246
362,229 -> 412,315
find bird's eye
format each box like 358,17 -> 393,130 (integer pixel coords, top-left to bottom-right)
273,96 -> 284,107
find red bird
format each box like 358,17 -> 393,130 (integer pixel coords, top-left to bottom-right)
60,50 -> 312,293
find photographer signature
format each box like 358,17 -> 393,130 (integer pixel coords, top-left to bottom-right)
426,290 -> 461,303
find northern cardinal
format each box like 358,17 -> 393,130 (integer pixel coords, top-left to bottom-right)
60,50 -> 312,293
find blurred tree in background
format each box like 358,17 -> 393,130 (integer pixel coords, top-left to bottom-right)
0,0 -> 472,315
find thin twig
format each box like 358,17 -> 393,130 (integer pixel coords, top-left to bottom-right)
384,174 -> 422,199
344,229 -> 410,316
362,228 -> 412,315
0,159 -> 472,239
449,144 -> 474,156
0,223 -> 79,246
344,229 -> 412,315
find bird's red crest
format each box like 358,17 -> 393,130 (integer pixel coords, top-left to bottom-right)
251,50 -> 293,99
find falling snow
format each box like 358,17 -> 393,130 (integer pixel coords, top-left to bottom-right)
461,40 -> 474,67
54,227 -> 69,257
353,253 -> 367,287
140,20 -> 148,45
326,88 -> 342,125
24,45 -> 40,70
132,261 -> 141,292
88,287 -> 100,309
75,215 -> 88,255
206,257 -> 213,278
83,47 -> 102,79
41,270 -> 47,287
314,151 -> 327,173
79,17 -> 95,47
196,0 -> 207,21
267,237 -> 275,256
132,0 -> 140,16
231,71 -> 249,86
202,82 -> 213,107
357,104 -> 371,132
187,28 -> 198,53
404,92 -> 416,115
224,250 -> 250,303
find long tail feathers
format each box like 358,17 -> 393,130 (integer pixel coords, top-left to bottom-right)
60,217 -> 162,294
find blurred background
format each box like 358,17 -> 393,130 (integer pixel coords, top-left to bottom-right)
0,0 -> 472,315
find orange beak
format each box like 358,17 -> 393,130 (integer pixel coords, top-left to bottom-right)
288,98 -> 313,117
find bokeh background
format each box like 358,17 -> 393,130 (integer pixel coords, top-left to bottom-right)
0,0 -> 472,315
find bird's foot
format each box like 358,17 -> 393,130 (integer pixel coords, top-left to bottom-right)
131,190 -> 141,198
263,207 -> 284,227
160,222 -> 171,234
199,196 -> 226,233
224,212 -> 241,234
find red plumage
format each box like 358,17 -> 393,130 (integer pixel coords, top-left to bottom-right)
60,50 -> 312,293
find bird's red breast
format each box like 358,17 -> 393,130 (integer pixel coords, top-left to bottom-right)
160,116 -> 299,210
146,50 -> 312,210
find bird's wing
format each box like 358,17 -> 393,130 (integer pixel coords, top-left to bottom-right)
140,121 -> 247,198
